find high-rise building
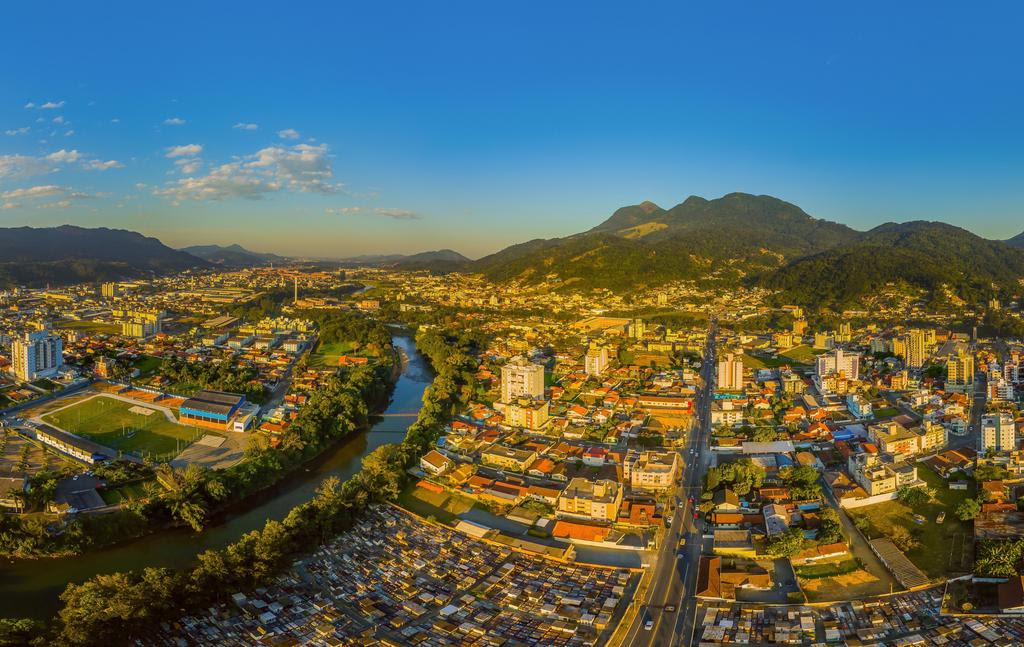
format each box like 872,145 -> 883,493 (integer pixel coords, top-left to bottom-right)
792,319 -> 808,335
11,327 -> 63,381
900,329 -> 927,369
500,356 -> 545,403
716,353 -> 744,391
946,350 -> 974,391
100,282 -> 119,298
584,344 -> 609,377
632,318 -> 645,340
816,348 -> 860,381
981,412 -> 1016,453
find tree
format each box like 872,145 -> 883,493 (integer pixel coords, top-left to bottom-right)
887,525 -> 919,552
817,507 -> 845,545
896,486 -> 932,510
765,527 -> 807,557
955,498 -> 981,521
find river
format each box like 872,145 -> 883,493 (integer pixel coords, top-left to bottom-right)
0,334 -> 432,620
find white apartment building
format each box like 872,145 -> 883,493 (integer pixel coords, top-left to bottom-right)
11,328 -> 63,381
500,356 -> 545,403
982,412 -> 1017,453
584,345 -> 609,377
716,353 -> 744,391
816,348 -> 860,383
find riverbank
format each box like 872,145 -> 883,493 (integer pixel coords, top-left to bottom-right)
0,334 -> 433,621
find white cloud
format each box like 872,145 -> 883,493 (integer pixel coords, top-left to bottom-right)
4,127 -> 30,136
156,141 -> 342,201
45,149 -> 82,163
154,162 -> 280,202
326,206 -> 422,220
40,101 -> 65,109
0,185 -> 66,200
325,206 -> 363,215
165,143 -> 203,158
111,118 -> 120,123
247,143 -> 336,194
233,122 -> 258,130
24,102 -> 35,109
65,130 -> 75,137
163,117 -> 186,126
52,116 -> 66,124
82,159 -> 123,171
174,158 -> 202,174
0,154 -> 52,180
0,202 -> 19,210
277,128 -> 300,139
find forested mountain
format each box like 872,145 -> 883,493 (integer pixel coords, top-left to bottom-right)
391,249 -> 471,272
1007,231 -> 1024,248
0,225 -> 208,287
181,243 -> 287,266
763,221 -> 1024,307
473,193 -> 859,289
473,193 -> 1024,307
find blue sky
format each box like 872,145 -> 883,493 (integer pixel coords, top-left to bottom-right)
1,1 -> 1023,258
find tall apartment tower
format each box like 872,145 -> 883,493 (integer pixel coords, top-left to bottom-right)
902,329 -> 927,369
584,344 -> 610,377
816,348 -> 860,381
11,327 -> 63,381
716,353 -> 745,391
500,357 -> 545,403
946,350 -> 974,390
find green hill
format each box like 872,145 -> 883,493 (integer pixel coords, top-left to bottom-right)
763,221 -> 1024,307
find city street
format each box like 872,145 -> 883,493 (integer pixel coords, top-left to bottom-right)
620,319 -> 716,647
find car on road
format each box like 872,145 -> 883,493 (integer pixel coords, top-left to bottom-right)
912,514 -> 926,524
936,512 -> 945,524
664,604 -> 676,613
643,612 -> 655,631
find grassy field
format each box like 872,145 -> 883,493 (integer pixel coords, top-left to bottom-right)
309,340 -> 359,367
132,355 -> 163,375
779,344 -> 822,364
99,480 -> 151,505
42,396 -> 204,458
873,407 -> 900,418
397,482 -> 475,524
847,464 -> 975,577
56,319 -> 121,335
794,558 -> 862,579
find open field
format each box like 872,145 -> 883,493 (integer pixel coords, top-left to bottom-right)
99,480 -> 151,505
799,569 -> 886,602
847,464 -> 975,578
56,319 -> 121,335
132,355 -> 163,375
309,340 -> 359,367
41,396 -> 206,458
397,482 -> 476,524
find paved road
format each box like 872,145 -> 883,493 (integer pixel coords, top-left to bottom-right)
620,319 -> 716,647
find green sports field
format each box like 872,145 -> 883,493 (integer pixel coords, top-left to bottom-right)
42,396 -> 205,458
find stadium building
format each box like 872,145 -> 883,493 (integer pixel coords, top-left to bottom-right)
179,390 -> 252,431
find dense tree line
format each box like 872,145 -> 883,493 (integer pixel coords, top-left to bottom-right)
159,357 -> 266,402
50,324 -> 482,645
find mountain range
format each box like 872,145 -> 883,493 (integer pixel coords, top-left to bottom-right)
471,193 -> 1024,307
4,201 -> 1023,309
0,225 -> 208,288
180,243 -> 287,266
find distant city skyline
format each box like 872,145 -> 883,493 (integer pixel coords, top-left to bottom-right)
2,2 -> 1023,258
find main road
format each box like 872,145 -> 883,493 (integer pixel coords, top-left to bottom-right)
620,319 -> 717,647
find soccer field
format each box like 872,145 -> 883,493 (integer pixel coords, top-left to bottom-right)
41,396 -> 205,458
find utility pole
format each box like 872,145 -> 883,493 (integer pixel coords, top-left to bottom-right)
294,276 -> 299,304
